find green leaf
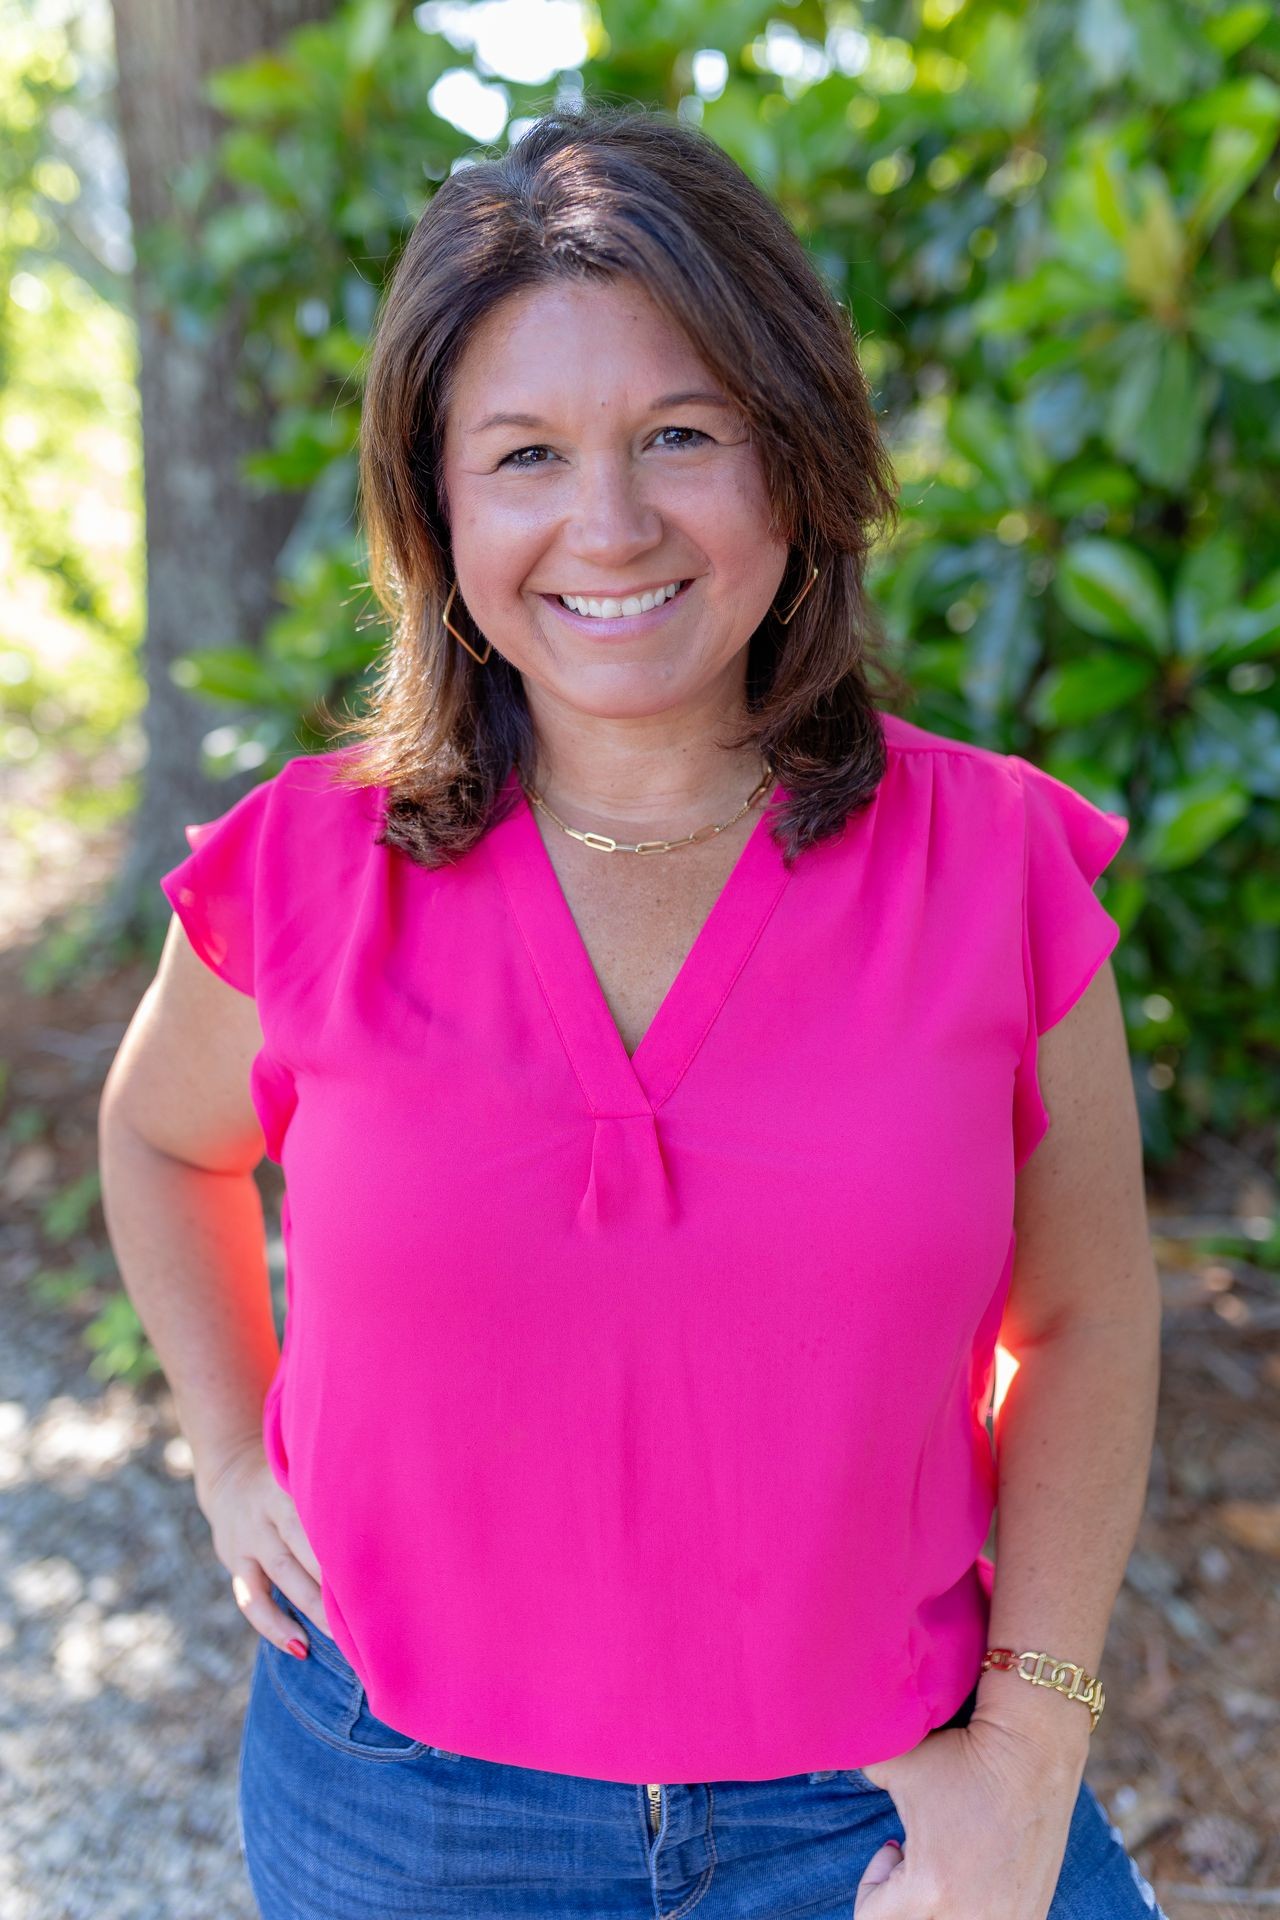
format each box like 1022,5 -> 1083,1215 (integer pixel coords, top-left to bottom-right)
1029,651 -> 1158,726
1188,284 -> 1280,382
200,200 -> 295,276
946,393 -> 1028,507
699,83 -> 783,194
42,1169 -> 101,1243
1105,328 -> 1215,490
1124,0 -> 1199,104
171,647 -> 279,706
1203,569 -> 1280,666
1074,0 -> 1133,90
961,554 -> 1038,721
1175,74 -> 1280,137
242,407 -> 357,490
1188,121 -> 1280,247
961,8 -> 1038,129
1054,538 -> 1171,651
1044,463 -> 1141,517
1189,688 -> 1280,797
314,326 -> 368,380
1139,775 -> 1252,871
1201,5 -> 1271,57
346,0 -> 397,73
216,128 -> 297,201
897,480 -> 999,523
204,53 -> 313,122
1085,139 -> 1134,251
1018,372 -> 1099,465
972,263 -> 1108,336
1121,166 -> 1186,307
904,638 -> 969,695
1173,536 -> 1246,658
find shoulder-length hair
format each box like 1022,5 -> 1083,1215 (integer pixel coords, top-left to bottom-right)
320,99 -> 911,867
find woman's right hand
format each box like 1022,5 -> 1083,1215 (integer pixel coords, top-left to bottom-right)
195,1438 -> 332,1651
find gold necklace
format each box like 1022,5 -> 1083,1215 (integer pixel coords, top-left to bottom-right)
521,764 -> 775,855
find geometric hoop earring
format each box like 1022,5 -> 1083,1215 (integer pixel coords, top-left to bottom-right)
442,579 -> 492,665
771,556 -> 820,626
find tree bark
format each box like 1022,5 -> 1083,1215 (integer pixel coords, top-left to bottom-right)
108,0 -> 336,936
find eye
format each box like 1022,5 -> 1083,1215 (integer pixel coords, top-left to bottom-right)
653,426 -> 710,450
498,426 -> 717,470
500,444 -> 553,470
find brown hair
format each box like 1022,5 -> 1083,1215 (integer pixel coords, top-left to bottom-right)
320,99 -> 911,867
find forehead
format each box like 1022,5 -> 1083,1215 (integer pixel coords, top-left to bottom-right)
448,279 -> 714,413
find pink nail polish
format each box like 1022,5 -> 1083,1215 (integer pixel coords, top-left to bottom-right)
286,1637 -> 308,1659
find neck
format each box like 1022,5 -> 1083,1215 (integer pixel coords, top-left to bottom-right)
522,687 -> 767,837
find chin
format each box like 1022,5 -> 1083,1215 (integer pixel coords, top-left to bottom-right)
554,680 -> 694,721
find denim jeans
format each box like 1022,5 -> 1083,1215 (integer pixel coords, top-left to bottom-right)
238,1578 -> 1168,1917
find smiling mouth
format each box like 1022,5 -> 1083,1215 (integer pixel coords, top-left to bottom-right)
546,579 -> 693,620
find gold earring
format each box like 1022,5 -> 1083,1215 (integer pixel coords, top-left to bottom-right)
772,557 -> 820,626
443,580 -> 492,665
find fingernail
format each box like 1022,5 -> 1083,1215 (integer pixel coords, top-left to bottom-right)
286,1637 -> 308,1659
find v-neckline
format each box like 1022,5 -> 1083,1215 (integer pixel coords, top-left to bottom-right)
487,766 -> 793,1116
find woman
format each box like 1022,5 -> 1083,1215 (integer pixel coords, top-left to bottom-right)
100,104 -> 1166,1918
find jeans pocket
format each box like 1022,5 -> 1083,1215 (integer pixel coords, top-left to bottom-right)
263,1577 -> 432,1761
806,1767 -> 883,1793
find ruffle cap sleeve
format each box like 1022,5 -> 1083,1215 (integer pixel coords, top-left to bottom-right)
159,773 -> 276,996
159,760 -> 320,1159
1009,755 -> 1130,1172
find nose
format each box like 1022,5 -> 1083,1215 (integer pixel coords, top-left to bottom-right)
563,454 -> 665,567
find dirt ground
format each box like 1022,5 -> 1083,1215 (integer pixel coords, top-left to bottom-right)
0,824 -> 1276,1919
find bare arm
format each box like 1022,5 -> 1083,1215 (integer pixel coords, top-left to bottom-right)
974,957 -> 1162,1766
98,913 -> 279,1515
854,969 -> 1161,1920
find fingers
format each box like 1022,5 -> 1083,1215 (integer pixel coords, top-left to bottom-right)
283,1567 -> 333,1640
261,1532 -> 330,1636
231,1565 -> 312,1657
200,1450 -> 333,1647
266,1496 -> 333,1636
853,1840 -> 903,1914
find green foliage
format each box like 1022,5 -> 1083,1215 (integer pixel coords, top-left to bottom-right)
91,0 -> 1280,1166
81,1289 -> 165,1387
1192,1219 -> 1280,1277
27,1203 -> 162,1389
0,4 -> 143,765
40,1166 -> 102,1244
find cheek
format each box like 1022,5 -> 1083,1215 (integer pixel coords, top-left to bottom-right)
701,452 -> 782,551
450,494 -> 544,600
709,507 -> 788,605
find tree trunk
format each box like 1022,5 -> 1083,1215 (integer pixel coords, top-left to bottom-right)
108,0 -> 336,939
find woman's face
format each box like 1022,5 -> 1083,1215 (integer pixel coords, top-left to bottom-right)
439,277 -> 790,728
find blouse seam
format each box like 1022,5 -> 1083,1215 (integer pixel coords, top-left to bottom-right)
490,859 -> 601,1116
883,733 -> 1003,763
652,861 -> 794,1113
1011,756 -> 1037,1114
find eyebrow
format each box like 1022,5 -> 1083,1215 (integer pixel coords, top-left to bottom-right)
466,391 -> 737,435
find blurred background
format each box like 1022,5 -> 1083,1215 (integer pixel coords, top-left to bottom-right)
0,0 -> 1277,1914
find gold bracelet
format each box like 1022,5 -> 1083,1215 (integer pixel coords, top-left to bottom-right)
980,1647 -> 1106,1733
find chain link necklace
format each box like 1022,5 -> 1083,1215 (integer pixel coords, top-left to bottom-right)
521,763 -> 775,856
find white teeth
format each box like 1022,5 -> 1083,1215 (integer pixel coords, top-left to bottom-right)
558,580 -> 685,618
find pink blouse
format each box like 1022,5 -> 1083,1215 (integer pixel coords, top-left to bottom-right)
159,709 -> 1129,1784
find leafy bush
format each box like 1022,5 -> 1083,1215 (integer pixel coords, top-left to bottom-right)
151,0 -> 1280,1167
0,7 -> 142,764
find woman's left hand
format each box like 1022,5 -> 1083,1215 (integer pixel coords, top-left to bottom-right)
852,1709 -> 1088,1919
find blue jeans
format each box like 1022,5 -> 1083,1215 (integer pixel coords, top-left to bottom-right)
238,1579 -> 1168,1918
